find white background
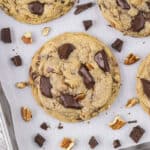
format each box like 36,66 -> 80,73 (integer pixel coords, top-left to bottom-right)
0,0 -> 150,149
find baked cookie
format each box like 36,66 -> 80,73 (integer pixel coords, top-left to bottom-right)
137,54 -> 150,115
29,33 -> 121,122
0,0 -> 75,24
97,0 -> 150,37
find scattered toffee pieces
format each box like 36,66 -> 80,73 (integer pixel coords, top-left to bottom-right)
94,50 -> 110,72
113,139 -> 121,148
60,93 -> 83,109
79,64 -> 95,89
129,126 -> 145,143
58,123 -> 63,129
74,2 -> 94,15
58,43 -> 75,59
11,55 -> 22,66
117,0 -> 130,9
34,134 -> 45,147
141,79 -> 150,98
128,120 -> 137,124
89,136 -> 99,149
40,122 -> 49,130
111,38 -> 123,52
83,20 -> 93,31
28,1 -> 44,15
1,28 -> 12,43
40,76 -> 52,98
131,12 -> 145,32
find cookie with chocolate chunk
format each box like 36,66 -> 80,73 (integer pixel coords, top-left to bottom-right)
98,0 -> 150,37
0,0 -> 75,24
137,54 -> 150,115
29,33 -> 120,122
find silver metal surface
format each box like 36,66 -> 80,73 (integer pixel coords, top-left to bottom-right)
0,83 -> 18,150
119,142 -> 150,150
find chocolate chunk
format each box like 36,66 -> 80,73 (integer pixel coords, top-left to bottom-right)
111,38 -> 123,52
94,50 -> 110,72
11,55 -> 22,66
60,93 -> 82,109
79,64 -> 95,89
131,12 -> 145,32
1,28 -> 12,43
40,122 -> 49,130
40,76 -> 52,98
147,2 -> 150,9
34,134 -> 45,147
58,43 -> 75,59
74,2 -> 94,15
57,123 -> 63,129
28,1 -> 44,15
129,126 -> 145,143
88,136 -> 99,149
141,79 -> 150,98
113,139 -> 121,148
83,20 -> 93,31
117,0 -> 130,9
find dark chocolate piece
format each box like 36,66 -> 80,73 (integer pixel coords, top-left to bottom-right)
141,78 -> 150,98
79,64 -> 95,89
111,38 -> 123,52
117,0 -> 130,9
34,134 -> 45,147
11,55 -> 22,66
89,136 -> 99,149
58,43 -> 75,59
113,139 -> 121,148
74,2 -> 94,15
40,76 -> 52,98
40,122 -> 49,130
131,12 -> 145,32
129,126 -> 145,143
60,93 -> 82,109
94,50 -> 110,72
1,28 -> 12,43
128,120 -> 137,124
57,123 -> 63,129
28,1 -> 44,15
83,20 -> 93,31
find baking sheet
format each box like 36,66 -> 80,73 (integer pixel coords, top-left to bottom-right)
0,0 -> 150,149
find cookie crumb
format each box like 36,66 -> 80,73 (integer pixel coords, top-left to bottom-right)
109,115 -> 126,130
15,82 -> 29,89
42,27 -> 51,36
21,107 -> 32,122
124,53 -> 140,65
126,98 -> 139,108
22,32 -> 33,44
60,138 -> 75,150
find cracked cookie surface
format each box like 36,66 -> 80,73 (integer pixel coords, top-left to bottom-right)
0,0 -> 75,24
98,0 -> 150,37
29,33 -> 121,122
137,54 -> 150,115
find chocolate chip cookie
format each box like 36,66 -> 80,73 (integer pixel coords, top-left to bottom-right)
98,0 -> 150,37
29,33 -> 121,122
0,0 -> 75,24
137,54 -> 150,115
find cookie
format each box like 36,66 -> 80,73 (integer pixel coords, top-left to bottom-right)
97,0 -> 150,37
136,54 -> 150,115
0,0 -> 75,24
29,33 -> 121,122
